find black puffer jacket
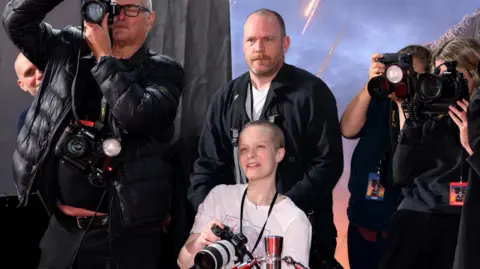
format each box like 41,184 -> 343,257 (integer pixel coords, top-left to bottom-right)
3,0 -> 184,229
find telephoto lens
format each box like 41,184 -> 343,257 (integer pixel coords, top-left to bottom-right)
194,240 -> 237,269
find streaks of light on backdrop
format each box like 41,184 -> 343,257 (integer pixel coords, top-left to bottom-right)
316,25 -> 347,77
302,0 -> 322,35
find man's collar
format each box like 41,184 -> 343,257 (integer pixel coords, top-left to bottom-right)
248,63 -> 294,92
269,63 -> 295,91
82,44 -> 147,65
127,44 -> 147,66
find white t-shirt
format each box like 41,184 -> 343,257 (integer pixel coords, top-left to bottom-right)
191,184 -> 312,269
246,85 -> 269,120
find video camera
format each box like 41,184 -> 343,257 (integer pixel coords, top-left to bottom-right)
368,53 -> 415,99
194,224 -> 250,269
403,61 -> 469,119
54,120 -> 122,187
81,0 -> 120,25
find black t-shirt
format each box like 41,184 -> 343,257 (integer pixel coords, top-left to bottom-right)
347,98 -> 403,230
55,57 -> 109,212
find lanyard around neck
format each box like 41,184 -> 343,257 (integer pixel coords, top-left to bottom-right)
240,187 -> 278,254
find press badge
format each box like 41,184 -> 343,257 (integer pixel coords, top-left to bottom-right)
366,173 -> 385,201
449,182 -> 467,206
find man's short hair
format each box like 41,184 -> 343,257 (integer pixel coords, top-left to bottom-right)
398,45 -> 432,72
246,9 -> 287,37
397,45 -> 432,73
241,120 -> 285,150
143,0 -> 152,10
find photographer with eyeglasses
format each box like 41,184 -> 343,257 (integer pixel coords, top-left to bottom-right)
378,37 -> 480,269
2,0 -> 184,268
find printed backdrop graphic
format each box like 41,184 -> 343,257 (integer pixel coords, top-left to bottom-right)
0,0 -> 479,268
227,2 -> 478,268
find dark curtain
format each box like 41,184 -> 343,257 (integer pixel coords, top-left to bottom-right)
146,1 -> 232,267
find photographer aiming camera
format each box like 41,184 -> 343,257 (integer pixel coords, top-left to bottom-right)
341,45 -> 431,269
3,0 -> 184,268
450,38 -> 480,269
177,121 -> 312,269
378,37 -> 480,269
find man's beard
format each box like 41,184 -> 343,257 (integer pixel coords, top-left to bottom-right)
249,58 -> 280,77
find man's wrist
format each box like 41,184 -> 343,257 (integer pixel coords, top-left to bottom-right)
96,54 -> 114,63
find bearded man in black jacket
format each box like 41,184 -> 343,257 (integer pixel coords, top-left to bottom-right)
2,0 -> 184,268
188,9 -> 343,268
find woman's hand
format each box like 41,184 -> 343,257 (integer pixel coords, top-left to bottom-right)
197,219 -> 224,246
449,99 -> 473,156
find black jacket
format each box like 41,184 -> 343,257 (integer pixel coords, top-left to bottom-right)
453,87 -> 480,269
188,63 -> 344,257
3,0 -> 184,230
393,116 -> 464,214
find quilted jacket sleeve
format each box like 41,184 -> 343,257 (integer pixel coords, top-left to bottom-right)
2,0 -> 70,71
91,54 -> 185,134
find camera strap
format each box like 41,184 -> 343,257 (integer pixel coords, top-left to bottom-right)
376,100 -> 400,187
459,150 -> 469,183
99,97 -> 108,123
240,187 -> 278,254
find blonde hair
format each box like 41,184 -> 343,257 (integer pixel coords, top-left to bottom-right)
240,120 -> 285,150
433,37 -> 480,90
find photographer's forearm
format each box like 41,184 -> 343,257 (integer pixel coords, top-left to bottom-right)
178,234 -> 204,269
340,83 -> 371,138
2,0 -> 63,70
397,102 -> 406,130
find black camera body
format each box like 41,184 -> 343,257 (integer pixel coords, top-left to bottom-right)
376,53 -> 412,68
194,225 -> 249,269
211,225 -> 249,262
81,0 -> 120,25
368,53 -> 415,99
405,61 -> 469,118
54,121 -> 121,187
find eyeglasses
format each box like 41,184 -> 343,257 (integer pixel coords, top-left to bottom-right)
116,4 -> 150,17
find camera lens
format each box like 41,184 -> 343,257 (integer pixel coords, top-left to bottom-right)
367,76 -> 391,98
194,240 -> 236,269
66,137 -> 88,157
416,73 -> 442,102
82,1 -> 106,23
195,252 -> 217,269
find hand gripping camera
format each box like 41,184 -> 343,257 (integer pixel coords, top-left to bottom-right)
405,61 -> 469,117
81,0 -> 120,25
367,53 -> 416,100
54,120 -> 122,187
194,225 -> 250,269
